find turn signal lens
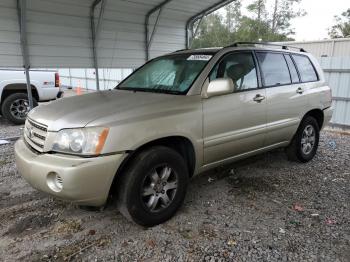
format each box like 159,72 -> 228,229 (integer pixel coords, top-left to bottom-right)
95,128 -> 109,155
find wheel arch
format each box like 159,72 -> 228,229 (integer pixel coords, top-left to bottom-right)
0,83 -> 39,104
108,136 -> 196,197
303,108 -> 324,129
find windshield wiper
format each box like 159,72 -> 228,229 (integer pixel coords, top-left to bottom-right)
117,87 -> 139,91
150,88 -> 182,95
117,87 -> 182,95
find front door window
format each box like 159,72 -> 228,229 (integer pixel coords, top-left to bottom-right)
210,52 -> 258,92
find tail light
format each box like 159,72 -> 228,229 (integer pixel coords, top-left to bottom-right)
55,72 -> 60,87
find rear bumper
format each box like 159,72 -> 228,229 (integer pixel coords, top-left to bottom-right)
39,88 -> 60,101
323,106 -> 334,129
15,138 -> 125,206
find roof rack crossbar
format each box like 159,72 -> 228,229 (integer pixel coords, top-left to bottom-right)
228,42 -> 307,52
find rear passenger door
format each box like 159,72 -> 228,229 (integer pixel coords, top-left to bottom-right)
256,52 -> 308,146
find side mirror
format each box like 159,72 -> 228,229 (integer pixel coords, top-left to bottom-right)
204,78 -> 234,98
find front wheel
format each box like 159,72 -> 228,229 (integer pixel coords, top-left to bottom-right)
117,146 -> 189,227
286,116 -> 320,163
1,93 -> 38,125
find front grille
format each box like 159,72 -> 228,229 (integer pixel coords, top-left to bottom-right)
24,118 -> 48,152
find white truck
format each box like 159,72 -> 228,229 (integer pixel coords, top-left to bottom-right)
0,69 -> 62,124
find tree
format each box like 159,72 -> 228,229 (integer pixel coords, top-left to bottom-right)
329,9 -> 350,38
247,0 -> 267,22
190,0 -> 305,48
191,13 -> 231,48
225,0 -> 242,33
246,0 -> 268,39
269,0 -> 306,38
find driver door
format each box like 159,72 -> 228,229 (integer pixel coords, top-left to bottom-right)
203,51 -> 267,165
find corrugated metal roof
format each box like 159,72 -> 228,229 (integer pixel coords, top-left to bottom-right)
0,0 -> 231,68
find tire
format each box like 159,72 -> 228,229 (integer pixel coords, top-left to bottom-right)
1,93 -> 38,125
286,116 -> 320,163
117,146 -> 189,227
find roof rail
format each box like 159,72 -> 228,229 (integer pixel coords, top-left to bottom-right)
227,42 -> 307,52
173,48 -> 188,53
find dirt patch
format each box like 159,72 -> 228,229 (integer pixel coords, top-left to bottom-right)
52,219 -> 83,235
5,213 -> 56,236
25,235 -> 111,262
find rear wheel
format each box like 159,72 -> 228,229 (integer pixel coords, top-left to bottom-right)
286,116 -> 320,162
117,146 -> 189,227
1,93 -> 38,124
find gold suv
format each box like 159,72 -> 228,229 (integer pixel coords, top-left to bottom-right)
15,43 -> 333,226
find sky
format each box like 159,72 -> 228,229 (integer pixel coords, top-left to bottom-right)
240,0 -> 350,41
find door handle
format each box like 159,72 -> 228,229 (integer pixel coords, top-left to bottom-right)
296,87 -> 304,94
253,94 -> 265,103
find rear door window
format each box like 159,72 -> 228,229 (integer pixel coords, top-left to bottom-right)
256,52 -> 291,87
292,55 -> 318,82
284,54 -> 300,83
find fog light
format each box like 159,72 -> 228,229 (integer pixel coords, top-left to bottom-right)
47,172 -> 63,192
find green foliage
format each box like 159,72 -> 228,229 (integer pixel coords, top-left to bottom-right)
191,14 -> 232,48
247,0 -> 267,21
329,9 -> 350,38
191,0 -> 304,48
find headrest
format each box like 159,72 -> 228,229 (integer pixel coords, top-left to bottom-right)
226,64 -> 246,81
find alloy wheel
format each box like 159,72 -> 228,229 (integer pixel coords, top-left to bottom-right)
9,99 -> 30,120
141,165 -> 178,213
301,124 -> 316,155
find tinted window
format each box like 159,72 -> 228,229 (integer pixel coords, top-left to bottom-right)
210,52 -> 258,91
256,52 -> 291,86
292,55 -> 318,82
284,55 -> 300,83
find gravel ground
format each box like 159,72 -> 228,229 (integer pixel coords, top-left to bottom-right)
0,116 -> 23,139
0,129 -> 349,262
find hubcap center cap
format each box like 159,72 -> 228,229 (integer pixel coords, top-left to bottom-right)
154,182 -> 164,193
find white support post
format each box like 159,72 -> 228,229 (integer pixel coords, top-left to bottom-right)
17,0 -> 33,109
146,8 -> 163,61
190,16 -> 204,48
145,0 -> 173,61
68,68 -> 72,88
90,0 -> 107,91
84,68 -> 88,90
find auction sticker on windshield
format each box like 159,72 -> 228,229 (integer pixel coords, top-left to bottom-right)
187,55 -> 212,61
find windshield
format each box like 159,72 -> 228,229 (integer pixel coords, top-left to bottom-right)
117,53 -> 213,94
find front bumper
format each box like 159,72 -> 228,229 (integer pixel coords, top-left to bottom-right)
15,139 -> 125,206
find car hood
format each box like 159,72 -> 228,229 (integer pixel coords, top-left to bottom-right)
28,90 -> 200,131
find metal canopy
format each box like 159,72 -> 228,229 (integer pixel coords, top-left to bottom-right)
1,0 -> 234,107
0,0 -> 234,69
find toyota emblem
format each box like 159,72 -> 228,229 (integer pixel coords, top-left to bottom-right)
28,127 -> 34,138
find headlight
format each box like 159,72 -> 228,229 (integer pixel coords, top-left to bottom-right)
52,127 -> 109,155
